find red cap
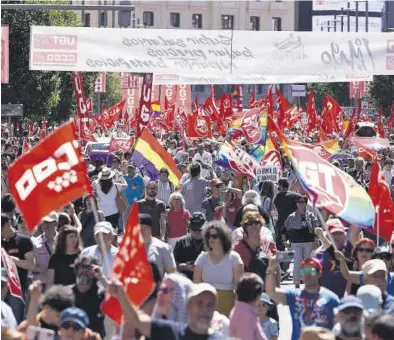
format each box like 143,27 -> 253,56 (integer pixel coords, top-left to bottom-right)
326,218 -> 347,234
301,257 -> 323,272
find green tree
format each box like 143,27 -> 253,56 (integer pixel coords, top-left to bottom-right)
104,73 -> 123,107
368,75 -> 394,116
1,4 -> 97,122
307,82 -> 351,111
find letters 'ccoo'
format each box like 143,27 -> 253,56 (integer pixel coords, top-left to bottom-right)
7,122 -> 92,231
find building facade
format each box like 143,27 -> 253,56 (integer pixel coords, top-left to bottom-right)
73,0 -> 299,105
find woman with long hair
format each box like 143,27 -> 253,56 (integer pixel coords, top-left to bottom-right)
167,192 -> 190,249
93,167 -> 127,234
47,225 -> 82,288
194,221 -> 244,316
260,180 -> 277,235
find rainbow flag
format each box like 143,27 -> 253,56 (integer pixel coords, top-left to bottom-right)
273,122 -> 375,229
131,129 -> 181,186
151,101 -> 161,117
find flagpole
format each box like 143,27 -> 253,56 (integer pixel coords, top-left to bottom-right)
88,196 -> 112,278
376,205 -> 380,247
314,207 -> 338,252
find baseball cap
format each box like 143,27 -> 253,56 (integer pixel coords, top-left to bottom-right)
1,268 -> 8,282
326,218 -> 347,234
187,283 -> 217,302
362,259 -> 387,276
60,307 -> 89,329
301,257 -> 323,272
260,293 -> 273,305
335,295 -> 363,313
42,211 -> 59,223
94,221 -> 115,235
356,284 -> 383,312
189,212 -> 206,230
139,213 -> 153,227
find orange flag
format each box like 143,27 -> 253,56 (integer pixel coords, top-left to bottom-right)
101,204 -> 154,325
368,160 -> 394,241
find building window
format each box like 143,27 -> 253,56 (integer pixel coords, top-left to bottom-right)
257,84 -> 264,94
100,11 -> 107,27
84,13 -> 91,27
222,15 -> 234,29
192,14 -> 202,28
250,16 -> 260,31
272,17 -> 282,31
170,13 -> 180,28
143,11 -> 154,27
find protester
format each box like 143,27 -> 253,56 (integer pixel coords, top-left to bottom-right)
257,293 -> 279,340
266,256 -> 340,340
332,296 -> 364,340
173,212 -> 205,280
139,213 -> 177,277
229,272 -> 267,339
156,167 -> 175,206
167,191 -> 190,249
47,225 -> 82,288
194,220 -> 244,316
1,268 -> 17,329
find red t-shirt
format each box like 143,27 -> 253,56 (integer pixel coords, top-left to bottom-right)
167,208 -> 191,238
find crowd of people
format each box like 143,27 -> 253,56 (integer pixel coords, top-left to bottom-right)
1,120 -> 394,340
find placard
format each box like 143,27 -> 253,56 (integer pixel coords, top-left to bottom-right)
29,26 -> 394,83
256,165 -> 280,183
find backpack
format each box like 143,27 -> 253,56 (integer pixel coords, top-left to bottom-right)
242,240 -> 269,281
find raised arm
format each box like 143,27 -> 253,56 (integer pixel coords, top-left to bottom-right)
265,257 -> 287,306
334,251 -> 361,285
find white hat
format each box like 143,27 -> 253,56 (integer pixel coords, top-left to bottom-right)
362,259 -> 387,276
42,211 -> 59,223
98,167 -> 115,180
187,283 -> 217,302
94,221 -> 115,235
357,284 -> 383,312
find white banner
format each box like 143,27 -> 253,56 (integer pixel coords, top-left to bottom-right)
29,26 -> 394,82
152,73 -> 373,85
256,165 -> 280,183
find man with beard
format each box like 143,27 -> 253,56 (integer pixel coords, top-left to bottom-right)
70,256 -> 105,338
332,296 -> 364,340
107,279 -> 225,339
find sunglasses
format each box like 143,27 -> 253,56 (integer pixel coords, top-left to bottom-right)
300,267 -> 318,276
61,322 -> 82,331
246,220 -> 261,227
358,247 -> 374,253
207,233 -> 219,240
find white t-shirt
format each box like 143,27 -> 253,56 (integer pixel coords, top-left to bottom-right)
195,251 -> 243,290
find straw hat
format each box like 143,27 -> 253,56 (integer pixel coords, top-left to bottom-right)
98,167 -> 115,180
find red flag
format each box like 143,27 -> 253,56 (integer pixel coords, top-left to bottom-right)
101,204 -> 154,325
109,136 -> 135,153
306,89 -> 317,133
187,115 -> 212,139
240,108 -> 262,144
266,88 -> 274,119
387,101 -> 394,132
7,122 -> 92,230
377,108 -> 385,138
22,139 -> 31,155
276,89 -> 291,130
351,137 -> 382,160
220,93 -> 233,118
136,73 -> 153,136
99,100 -> 126,130
193,95 -> 199,114
1,248 -> 23,302
72,72 -> 89,119
322,94 -> 343,133
368,160 -> 394,241
235,85 -> 243,113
